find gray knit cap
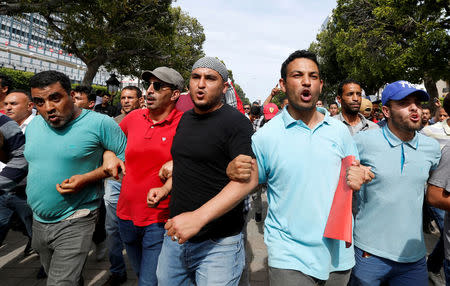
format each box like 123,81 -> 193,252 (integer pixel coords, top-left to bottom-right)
192,57 -> 228,82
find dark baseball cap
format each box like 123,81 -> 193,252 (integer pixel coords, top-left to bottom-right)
141,67 -> 184,91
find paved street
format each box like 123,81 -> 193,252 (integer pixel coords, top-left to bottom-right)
0,193 -> 442,285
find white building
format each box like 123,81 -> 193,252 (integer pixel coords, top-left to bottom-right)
0,14 -> 109,85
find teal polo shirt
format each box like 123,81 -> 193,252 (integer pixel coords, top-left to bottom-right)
353,125 -> 440,262
252,107 -> 359,280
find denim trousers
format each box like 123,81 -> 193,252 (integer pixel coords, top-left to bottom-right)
118,219 -> 164,286
427,205 -> 445,273
349,247 -> 427,286
104,179 -> 126,276
32,210 -> 97,286
156,231 -> 245,286
0,191 -> 33,244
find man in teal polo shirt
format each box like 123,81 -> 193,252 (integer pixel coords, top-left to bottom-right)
228,50 -> 372,285
349,81 -> 441,285
26,71 -> 127,285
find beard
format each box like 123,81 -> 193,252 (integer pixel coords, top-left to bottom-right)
193,93 -> 223,111
342,104 -> 360,115
390,109 -> 422,132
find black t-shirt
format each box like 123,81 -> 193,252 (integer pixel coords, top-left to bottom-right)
170,104 -> 254,242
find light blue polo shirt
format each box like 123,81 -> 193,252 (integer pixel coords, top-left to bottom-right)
353,125 -> 440,262
252,107 -> 359,280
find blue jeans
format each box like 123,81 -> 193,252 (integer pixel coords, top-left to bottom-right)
156,232 -> 245,286
349,247 -> 427,286
0,191 -> 33,244
118,219 -> 164,286
444,259 -> 450,285
427,205 -> 445,273
104,180 -> 126,276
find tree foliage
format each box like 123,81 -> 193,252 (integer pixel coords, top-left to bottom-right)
310,0 -> 450,106
1,1 -> 205,85
0,67 -> 34,90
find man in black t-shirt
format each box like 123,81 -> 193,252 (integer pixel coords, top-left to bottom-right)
156,57 -> 259,286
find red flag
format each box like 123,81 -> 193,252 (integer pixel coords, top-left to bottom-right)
324,155 -> 355,247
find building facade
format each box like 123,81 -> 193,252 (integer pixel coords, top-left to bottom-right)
0,13 -> 109,85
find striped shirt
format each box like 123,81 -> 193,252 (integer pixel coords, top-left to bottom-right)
421,120 -> 450,149
0,114 -> 27,193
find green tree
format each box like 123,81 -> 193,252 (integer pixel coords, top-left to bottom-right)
311,0 -> 450,108
1,1 -> 205,85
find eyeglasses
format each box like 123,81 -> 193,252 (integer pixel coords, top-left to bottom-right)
244,107 -> 250,110
364,108 -> 372,112
143,81 -> 173,91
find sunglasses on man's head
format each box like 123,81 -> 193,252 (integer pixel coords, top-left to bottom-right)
143,81 -> 173,91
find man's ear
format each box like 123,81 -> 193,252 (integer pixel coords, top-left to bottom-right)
279,78 -> 286,93
382,105 -> 390,120
171,90 -> 181,102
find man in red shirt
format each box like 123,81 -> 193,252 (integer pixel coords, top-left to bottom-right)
116,66 -> 184,286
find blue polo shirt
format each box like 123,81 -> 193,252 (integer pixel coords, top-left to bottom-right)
252,107 -> 358,280
353,125 -> 440,262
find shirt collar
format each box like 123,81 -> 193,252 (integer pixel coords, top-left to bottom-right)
336,112 -> 369,127
382,123 -> 419,149
282,106 -> 331,129
146,108 -> 180,126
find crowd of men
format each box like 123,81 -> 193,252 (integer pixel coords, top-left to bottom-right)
0,49 -> 449,286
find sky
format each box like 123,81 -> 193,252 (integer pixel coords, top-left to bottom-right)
174,0 -> 337,103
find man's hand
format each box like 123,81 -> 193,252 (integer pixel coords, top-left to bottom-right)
346,160 -> 374,191
147,186 -> 170,207
226,155 -> 254,182
103,151 -> 125,179
159,160 -> 173,181
165,211 -> 205,244
56,174 -> 88,194
270,86 -> 281,97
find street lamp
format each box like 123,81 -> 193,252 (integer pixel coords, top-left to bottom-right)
105,73 -> 120,96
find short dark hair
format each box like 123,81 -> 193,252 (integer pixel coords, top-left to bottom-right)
30,70 -> 71,95
250,106 -> 261,116
329,102 -> 338,107
337,79 -> 362,97
73,85 -> 92,96
8,89 -> 32,101
88,93 -> 97,102
122,86 -> 142,98
421,104 -> 430,111
281,96 -> 288,102
281,50 -> 320,81
0,73 -> 13,92
443,93 -> 450,115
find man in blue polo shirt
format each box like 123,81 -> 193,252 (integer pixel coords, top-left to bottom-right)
228,50 -> 372,285
349,81 -> 441,286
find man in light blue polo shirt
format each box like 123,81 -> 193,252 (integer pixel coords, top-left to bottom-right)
228,50 -> 372,285
349,81 -> 441,286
